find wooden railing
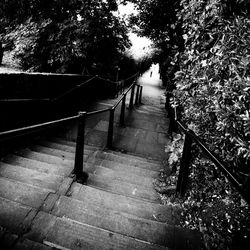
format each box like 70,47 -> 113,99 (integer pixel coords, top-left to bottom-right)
167,97 -> 250,205
0,74 -> 142,182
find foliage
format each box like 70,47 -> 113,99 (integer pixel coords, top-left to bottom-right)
1,0 -> 132,74
126,0 -> 184,86
180,157 -> 250,250
167,0 -> 250,248
166,133 -> 184,173
174,0 -> 250,183
129,0 -> 250,248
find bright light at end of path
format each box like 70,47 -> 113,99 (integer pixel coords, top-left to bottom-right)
117,3 -> 154,60
127,33 -> 153,60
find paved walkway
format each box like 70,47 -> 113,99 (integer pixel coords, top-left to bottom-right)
61,65 -> 170,161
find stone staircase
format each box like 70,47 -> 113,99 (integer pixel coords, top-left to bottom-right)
0,133 -> 202,250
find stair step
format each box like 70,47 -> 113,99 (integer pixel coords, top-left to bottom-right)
36,140 -> 94,156
0,177 -> 50,208
106,149 -> 162,165
69,184 -> 176,223
50,137 -> 102,151
89,157 -> 159,178
15,148 -> 74,167
0,196 -> 32,233
0,162 -> 63,191
29,145 -> 75,160
94,151 -> 162,171
3,154 -> 71,176
90,165 -> 155,188
137,105 -> 166,115
26,211 -> 168,250
52,195 -> 175,247
13,237 -> 54,250
87,173 -> 159,202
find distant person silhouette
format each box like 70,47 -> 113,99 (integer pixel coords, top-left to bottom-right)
150,71 -> 152,77
0,41 -> 3,65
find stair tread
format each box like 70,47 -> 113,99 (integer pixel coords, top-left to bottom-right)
52,195 -> 175,247
69,183 -> 174,223
0,196 -> 32,233
50,137 -> 102,151
0,162 -> 64,191
99,150 -> 162,164
13,237 -> 54,250
87,173 -> 159,203
35,140 -> 95,155
94,151 -> 162,171
0,195 -> 200,250
88,157 -> 159,178
106,149 -> 162,164
29,145 -> 76,160
26,211 -> 169,250
89,165 -> 155,188
3,154 -> 71,176
15,148 -> 75,166
0,177 -> 50,208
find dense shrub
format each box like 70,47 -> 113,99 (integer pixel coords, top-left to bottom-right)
175,0 -> 250,188
169,0 -> 250,248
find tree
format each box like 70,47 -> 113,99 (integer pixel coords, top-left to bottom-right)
125,0 -> 184,87
0,0 -> 132,74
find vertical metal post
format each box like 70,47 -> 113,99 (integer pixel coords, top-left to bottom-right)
73,111 -> 87,178
119,94 -> 126,126
139,86 -> 143,104
107,107 -> 115,149
135,85 -> 140,105
176,132 -> 193,196
129,84 -> 135,109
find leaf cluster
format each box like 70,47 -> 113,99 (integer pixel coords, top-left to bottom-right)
168,0 -> 250,248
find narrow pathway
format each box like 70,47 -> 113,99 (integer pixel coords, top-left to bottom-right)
61,65 -> 170,160
112,65 -> 169,159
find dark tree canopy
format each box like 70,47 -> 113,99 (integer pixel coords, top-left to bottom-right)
0,0 -> 133,75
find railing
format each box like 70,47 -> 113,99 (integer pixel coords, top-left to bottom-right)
169,99 -> 250,205
0,77 -> 143,181
0,76 -> 98,104
0,73 -> 138,104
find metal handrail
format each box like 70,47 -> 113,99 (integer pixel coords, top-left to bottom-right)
0,72 -> 142,182
0,76 -> 97,103
113,81 -> 137,109
172,103 -> 249,204
0,73 -> 139,104
0,76 -> 139,141
87,108 -> 111,116
0,115 -> 79,142
52,76 -> 97,101
0,98 -> 51,102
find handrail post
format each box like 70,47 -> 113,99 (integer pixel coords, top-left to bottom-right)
139,86 -> 143,104
176,132 -> 193,196
73,111 -> 87,179
119,94 -> 126,126
107,107 -> 115,149
135,85 -> 140,105
129,84 -> 135,109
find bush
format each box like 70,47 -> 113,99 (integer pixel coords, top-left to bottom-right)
169,0 -> 250,248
